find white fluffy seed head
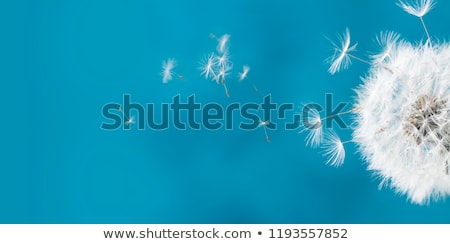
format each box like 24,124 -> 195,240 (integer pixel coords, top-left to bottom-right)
313,0 -> 449,205
353,38 -> 450,205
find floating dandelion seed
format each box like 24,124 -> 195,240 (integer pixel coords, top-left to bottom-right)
303,0 -> 450,204
118,106 -> 135,126
161,58 -> 184,83
216,51 -> 231,68
301,109 -> 323,148
301,106 -> 357,149
199,34 -> 235,97
125,116 -> 135,126
371,31 -> 401,64
258,120 -> 271,143
238,65 -> 250,81
322,130 -> 346,167
218,63 -> 232,97
210,33 -> 231,54
327,28 -> 358,74
238,65 -> 258,92
218,63 -> 232,81
199,53 -> 218,80
161,58 -> 175,83
398,0 -> 435,44
199,33 -> 255,96
398,0 -> 435,17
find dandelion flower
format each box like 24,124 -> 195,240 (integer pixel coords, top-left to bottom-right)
327,28 -> 358,74
308,1 -> 450,204
353,40 -> 450,204
322,130 -> 346,167
351,2 -> 449,205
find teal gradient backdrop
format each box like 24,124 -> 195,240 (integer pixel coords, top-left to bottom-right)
1,0 -> 450,223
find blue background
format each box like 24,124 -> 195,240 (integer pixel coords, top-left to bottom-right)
1,0 -> 450,223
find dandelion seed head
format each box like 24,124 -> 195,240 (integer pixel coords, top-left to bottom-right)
353,39 -> 450,204
311,1 -> 450,204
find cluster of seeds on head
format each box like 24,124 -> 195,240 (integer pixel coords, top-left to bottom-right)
301,0 -> 450,203
404,95 -> 448,147
403,94 -> 450,175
